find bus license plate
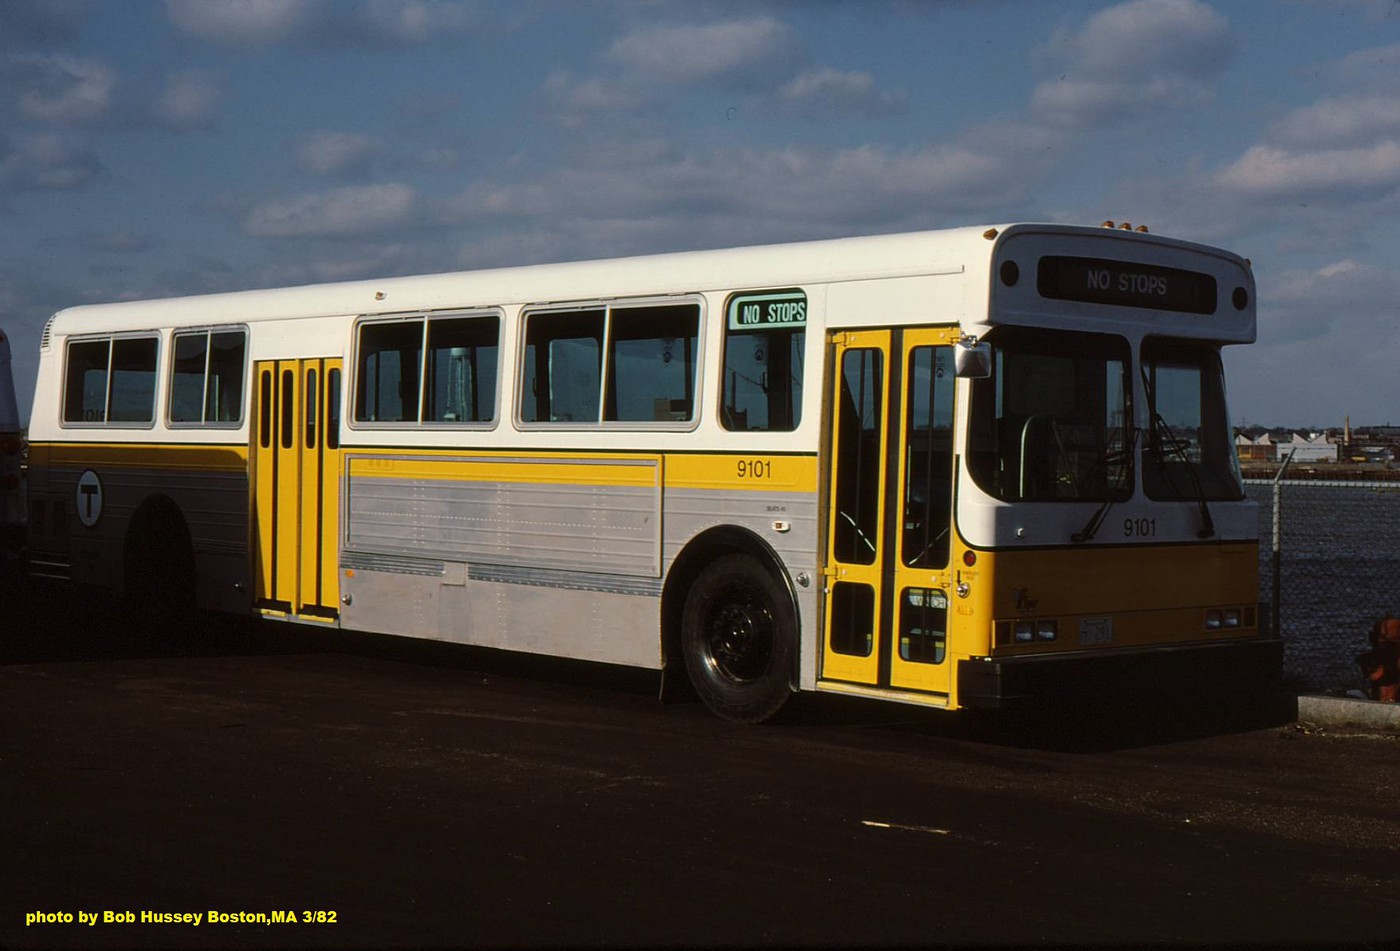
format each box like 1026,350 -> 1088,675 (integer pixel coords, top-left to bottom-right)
1078,617 -> 1113,645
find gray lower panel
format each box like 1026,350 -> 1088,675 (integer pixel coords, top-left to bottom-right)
344,455 -> 661,578
469,563 -> 662,597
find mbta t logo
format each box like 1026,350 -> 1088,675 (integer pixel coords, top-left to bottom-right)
75,469 -> 103,528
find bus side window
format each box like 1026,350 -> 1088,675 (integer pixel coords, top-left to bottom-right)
169,329 -> 247,425
64,339 -> 112,423
355,320 -> 423,423
170,332 -> 208,423
605,303 -> 698,423
721,327 -> 803,431
521,309 -> 604,424
107,337 -> 158,424
423,315 -> 499,424
207,331 -> 246,423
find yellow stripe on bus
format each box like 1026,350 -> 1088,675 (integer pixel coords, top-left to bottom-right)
344,450 -> 818,493
347,454 -> 663,488
37,442 -> 247,471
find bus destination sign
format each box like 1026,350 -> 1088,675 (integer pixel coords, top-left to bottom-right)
1037,256 -> 1218,315
728,291 -> 807,331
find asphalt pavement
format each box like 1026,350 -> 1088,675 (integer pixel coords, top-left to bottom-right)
3,577 -> 1398,949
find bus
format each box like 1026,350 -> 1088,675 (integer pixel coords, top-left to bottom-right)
0,326 -> 23,561
23,222 -> 1280,720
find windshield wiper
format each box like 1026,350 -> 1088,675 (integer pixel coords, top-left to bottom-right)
1141,367 -> 1215,539
1071,426 -> 1139,543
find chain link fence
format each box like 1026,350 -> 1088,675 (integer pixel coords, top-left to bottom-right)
1245,477 -> 1400,693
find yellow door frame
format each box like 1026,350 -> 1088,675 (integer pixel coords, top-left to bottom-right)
821,327 -> 960,696
251,357 -> 341,620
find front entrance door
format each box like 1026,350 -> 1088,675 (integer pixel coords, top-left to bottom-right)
251,358 -> 342,619
822,327 -> 959,695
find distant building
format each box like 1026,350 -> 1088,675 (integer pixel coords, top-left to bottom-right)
1277,432 -> 1337,463
1235,432 -> 1274,462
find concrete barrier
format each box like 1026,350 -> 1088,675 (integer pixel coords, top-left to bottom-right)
1296,694 -> 1400,732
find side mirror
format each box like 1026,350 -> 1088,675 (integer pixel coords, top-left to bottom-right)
954,338 -> 991,379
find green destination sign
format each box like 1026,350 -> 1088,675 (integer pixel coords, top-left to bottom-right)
727,291 -> 807,331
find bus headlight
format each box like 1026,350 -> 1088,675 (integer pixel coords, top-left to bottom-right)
1222,608 -> 1241,628
1036,620 -> 1058,642
1014,621 -> 1034,643
1205,609 -> 1222,630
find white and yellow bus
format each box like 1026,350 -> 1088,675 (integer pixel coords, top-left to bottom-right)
24,223 -> 1279,720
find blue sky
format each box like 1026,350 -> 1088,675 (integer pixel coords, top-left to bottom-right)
2,0 -> 1399,428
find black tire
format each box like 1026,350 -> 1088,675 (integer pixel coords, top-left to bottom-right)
681,553 -> 796,723
125,516 -> 196,641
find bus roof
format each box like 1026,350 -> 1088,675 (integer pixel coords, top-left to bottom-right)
44,223 -> 1247,337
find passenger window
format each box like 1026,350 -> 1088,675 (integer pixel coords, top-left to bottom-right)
721,291 -> 805,432
355,320 -> 422,423
606,304 -> 698,422
169,334 -> 207,422
64,339 -> 111,423
207,331 -> 246,423
521,309 -> 604,423
63,336 -> 158,425
169,328 -> 246,425
107,338 -> 158,423
423,315 -> 499,423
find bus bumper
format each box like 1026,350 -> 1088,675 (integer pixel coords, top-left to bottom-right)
957,637 -> 1284,712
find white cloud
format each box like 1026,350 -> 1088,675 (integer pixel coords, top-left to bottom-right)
1259,258 -> 1399,343
361,0 -> 483,45
607,17 -> 799,87
769,68 -> 906,119
295,131 -> 380,178
1032,0 -> 1232,128
1216,141 -> 1400,199
166,0 -> 323,47
538,70 -> 649,126
441,133 -> 1051,243
0,132 -> 102,190
3,54 -> 116,124
166,0 -> 485,48
244,183 -> 418,238
1268,95 -> 1400,149
1329,40 -> 1400,90
151,70 -> 224,130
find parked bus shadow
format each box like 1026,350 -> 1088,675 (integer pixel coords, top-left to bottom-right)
2,573 -> 1295,748
780,688 -> 1297,752
0,573 -> 661,699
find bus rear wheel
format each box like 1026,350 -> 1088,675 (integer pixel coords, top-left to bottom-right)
125,513 -> 195,641
681,553 -> 795,723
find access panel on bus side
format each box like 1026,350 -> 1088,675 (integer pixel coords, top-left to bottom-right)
821,327 -> 962,698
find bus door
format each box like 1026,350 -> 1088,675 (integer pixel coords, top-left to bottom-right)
251,358 -> 342,620
822,327 -> 959,696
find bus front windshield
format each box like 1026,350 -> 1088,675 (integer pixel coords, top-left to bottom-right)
968,328 -> 1131,502
1141,339 -> 1242,501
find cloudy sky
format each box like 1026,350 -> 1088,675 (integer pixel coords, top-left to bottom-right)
2,0 -> 1398,428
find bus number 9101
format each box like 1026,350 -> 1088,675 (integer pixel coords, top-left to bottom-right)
737,459 -> 772,479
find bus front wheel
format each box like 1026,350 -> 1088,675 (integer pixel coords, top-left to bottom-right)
681,553 -> 796,722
